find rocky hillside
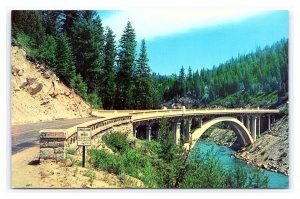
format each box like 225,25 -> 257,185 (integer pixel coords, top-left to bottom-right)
11,46 -> 91,124
235,115 -> 289,175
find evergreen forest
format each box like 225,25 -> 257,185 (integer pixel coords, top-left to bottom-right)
12,10 -> 288,110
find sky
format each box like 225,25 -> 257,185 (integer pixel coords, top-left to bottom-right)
98,10 -> 288,75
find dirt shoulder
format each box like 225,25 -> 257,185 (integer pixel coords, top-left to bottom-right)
11,146 -> 130,188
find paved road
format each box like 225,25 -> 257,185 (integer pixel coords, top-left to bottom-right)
11,117 -> 97,155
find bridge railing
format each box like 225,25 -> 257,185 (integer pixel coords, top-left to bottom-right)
129,108 -> 279,122
92,108 -> 279,116
65,115 -> 132,146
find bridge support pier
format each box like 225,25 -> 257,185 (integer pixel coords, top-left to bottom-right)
239,116 -> 244,124
172,122 -> 181,145
146,125 -> 151,142
185,119 -> 192,143
257,116 -> 261,138
246,116 -> 250,132
133,125 -> 137,138
198,117 -> 203,128
154,128 -> 159,141
251,116 -> 257,141
268,115 -> 271,131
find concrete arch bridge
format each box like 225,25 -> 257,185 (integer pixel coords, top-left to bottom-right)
39,108 -> 279,162
128,108 -> 278,150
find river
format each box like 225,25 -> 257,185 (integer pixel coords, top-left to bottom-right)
193,140 -> 288,188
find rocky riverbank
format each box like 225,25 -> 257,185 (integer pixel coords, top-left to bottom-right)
202,115 -> 289,176
234,115 -> 289,175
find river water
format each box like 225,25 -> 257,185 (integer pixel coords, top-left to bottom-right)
193,140 -> 288,188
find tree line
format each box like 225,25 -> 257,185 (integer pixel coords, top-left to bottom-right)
12,10 -> 288,109
12,10 -> 158,109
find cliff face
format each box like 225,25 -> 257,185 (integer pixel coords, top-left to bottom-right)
11,46 -> 91,124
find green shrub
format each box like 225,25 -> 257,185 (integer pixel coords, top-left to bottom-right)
225,166 -> 248,188
247,167 -> 269,188
181,149 -> 225,188
103,132 -> 131,154
120,149 -> 145,177
66,147 -> 77,155
15,32 -> 37,57
90,149 -> 122,175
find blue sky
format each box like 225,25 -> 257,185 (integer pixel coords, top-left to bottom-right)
98,10 -> 288,75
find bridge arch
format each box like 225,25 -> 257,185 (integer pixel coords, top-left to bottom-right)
187,117 -> 254,150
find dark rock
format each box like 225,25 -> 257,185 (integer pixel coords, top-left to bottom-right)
40,100 -> 49,105
29,83 -> 43,95
42,71 -> 51,79
19,81 -> 28,89
26,77 -> 36,85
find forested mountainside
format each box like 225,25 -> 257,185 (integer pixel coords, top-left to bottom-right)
12,11 -> 288,110
155,39 -> 288,108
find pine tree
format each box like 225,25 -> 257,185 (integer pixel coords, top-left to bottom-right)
38,35 -> 57,67
41,11 -> 63,36
102,27 -> 117,109
178,66 -> 186,96
62,10 -> 81,38
12,10 -> 45,48
115,21 -> 137,109
55,33 -> 76,85
186,66 -> 193,94
70,12 -> 104,95
135,39 -> 155,109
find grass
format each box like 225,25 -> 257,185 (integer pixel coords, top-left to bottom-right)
81,169 -> 96,186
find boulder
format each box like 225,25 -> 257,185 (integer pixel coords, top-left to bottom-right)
26,77 -> 37,85
42,71 -> 51,79
28,83 -> 43,95
12,67 -> 19,76
17,69 -> 24,76
65,91 -> 71,96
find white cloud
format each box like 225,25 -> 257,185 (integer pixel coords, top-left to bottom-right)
101,9 -> 267,41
